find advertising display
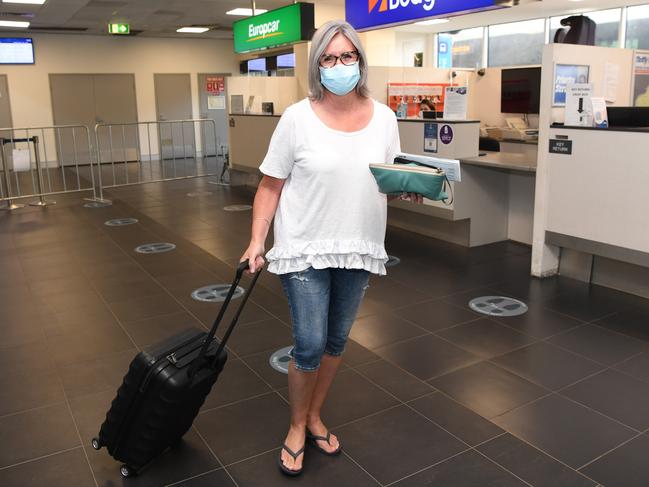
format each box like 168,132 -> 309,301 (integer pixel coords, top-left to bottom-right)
553,64 -> 590,106
232,3 -> 314,53
346,0 -> 512,31
632,50 -> 649,107
437,33 -> 453,68
388,82 -> 450,118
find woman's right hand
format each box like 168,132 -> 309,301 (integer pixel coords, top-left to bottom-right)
240,241 -> 266,274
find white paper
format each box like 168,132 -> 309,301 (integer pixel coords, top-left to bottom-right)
207,95 -> 226,110
230,95 -> 244,114
590,97 -> 609,128
443,86 -> 468,121
12,148 -> 30,172
603,62 -> 620,103
565,83 -> 594,126
396,152 -> 461,182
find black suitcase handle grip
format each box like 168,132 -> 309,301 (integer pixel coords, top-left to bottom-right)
189,259 -> 262,377
236,259 -> 250,278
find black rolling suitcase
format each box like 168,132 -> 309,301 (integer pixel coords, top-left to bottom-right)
91,260 -> 261,478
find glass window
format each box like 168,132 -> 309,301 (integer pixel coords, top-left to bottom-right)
626,4 -> 649,49
550,9 -> 621,48
437,27 -> 484,69
488,19 -> 545,67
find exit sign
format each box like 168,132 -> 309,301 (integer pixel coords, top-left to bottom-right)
108,23 -> 130,35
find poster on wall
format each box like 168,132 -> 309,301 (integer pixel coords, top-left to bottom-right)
553,64 -> 590,106
632,50 -> 649,107
443,86 -> 468,120
206,76 -> 225,95
423,123 -> 438,153
387,83 -> 450,118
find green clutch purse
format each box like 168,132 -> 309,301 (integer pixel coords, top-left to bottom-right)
369,163 -> 450,202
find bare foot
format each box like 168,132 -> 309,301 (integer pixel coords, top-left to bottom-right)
307,416 -> 340,453
281,425 -> 305,472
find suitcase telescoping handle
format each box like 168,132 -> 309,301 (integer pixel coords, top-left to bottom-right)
190,259 -> 262,376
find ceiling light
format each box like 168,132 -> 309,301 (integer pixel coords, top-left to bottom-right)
415,18 -> 450,26
2,0 -> 46,4
226,8 -> 268,16
177,27 -> 209,33
0,20 -> 30,28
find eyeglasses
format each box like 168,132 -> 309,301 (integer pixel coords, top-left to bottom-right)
319,50 -> 359,69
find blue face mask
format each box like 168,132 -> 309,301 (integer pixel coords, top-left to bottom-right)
319,62 -> 360,96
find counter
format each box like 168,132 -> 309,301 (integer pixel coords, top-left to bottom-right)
390,120 -> 536,247
532,125 -> 649,294
462,151 -> 537,173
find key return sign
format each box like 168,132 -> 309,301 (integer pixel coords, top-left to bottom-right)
233,3 -> 315,54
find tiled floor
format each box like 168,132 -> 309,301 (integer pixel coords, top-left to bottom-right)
2,177 -> 649,487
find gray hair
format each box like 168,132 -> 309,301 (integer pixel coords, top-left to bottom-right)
308,20 -> 370,101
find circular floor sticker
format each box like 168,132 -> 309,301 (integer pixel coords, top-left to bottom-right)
269,346 -> 293,374
224,204 -> 252,212
134,242 -> 176,254
187,191 -> 213,198
468,296 -> 528,317
386,255 -> 401,267
105,218 -> 138,227
191,284 -> 245,303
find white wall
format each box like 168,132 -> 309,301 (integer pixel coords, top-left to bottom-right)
1,33 -> 239,130
226,76 -> 298,114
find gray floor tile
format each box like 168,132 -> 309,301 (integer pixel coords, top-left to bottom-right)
431,362 -> 548,419
493,394 -> 636,469
478,434 -> 596,487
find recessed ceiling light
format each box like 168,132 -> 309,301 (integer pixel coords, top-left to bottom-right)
2,0 -> 46,4
226,8 -> 268,16
415,18 -> 450,26
0,20 -> 30,28
177,27 -> 209,33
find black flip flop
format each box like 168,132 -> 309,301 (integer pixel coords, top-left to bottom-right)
307,430 -> 342,456
278,444 -> 305,477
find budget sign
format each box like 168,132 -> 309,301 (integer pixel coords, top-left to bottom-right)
346,0 -> 512,31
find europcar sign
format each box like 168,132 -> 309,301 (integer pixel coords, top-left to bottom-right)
233,3 -> 315,53
346,0 -> 513,31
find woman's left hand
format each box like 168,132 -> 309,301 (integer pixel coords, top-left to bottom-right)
399,192 -> 424,204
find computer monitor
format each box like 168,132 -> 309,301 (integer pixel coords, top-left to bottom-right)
501,67 -> 541,114
0,38 -> 34,65
277,53 -> 296,69
607,107 -> 649,127
247,58 -> 266,72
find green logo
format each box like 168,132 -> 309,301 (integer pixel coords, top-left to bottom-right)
233,3 -> 314,54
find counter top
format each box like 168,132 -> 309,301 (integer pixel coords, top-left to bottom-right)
551,124 -> 649,133
399,119 -> 480,124
462,151 -> 537,173
229,113 -> 279,117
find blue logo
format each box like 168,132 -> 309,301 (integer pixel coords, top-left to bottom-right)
347,0 -> 506,31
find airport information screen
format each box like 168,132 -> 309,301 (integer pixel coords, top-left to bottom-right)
0,38 -> 35,64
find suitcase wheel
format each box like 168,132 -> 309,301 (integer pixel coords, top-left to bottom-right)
91,438 -> 102,450
120,465 -> 136,478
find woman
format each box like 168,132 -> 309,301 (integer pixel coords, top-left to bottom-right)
419,98 -> 434,113
240,19 -> 422,476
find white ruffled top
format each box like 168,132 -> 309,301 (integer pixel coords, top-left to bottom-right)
258,99 -> 401,276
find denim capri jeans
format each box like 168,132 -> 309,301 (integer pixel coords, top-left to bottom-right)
279,267 -> 370,372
